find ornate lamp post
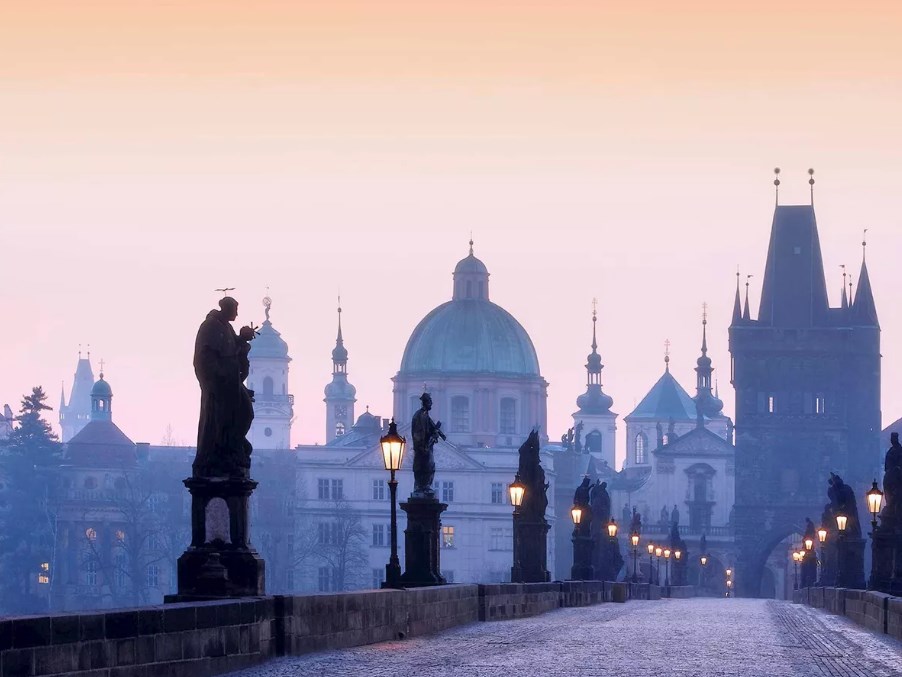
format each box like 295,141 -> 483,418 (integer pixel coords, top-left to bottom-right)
607,518 -> 618,539
699,555 -> 708,589
655,547 -> 663,586
792,551 -> 800,590
508,474 -> 526,582
664,548 -> 672,588
380,418 -> 406,589
570,505 -> 595,580
630,531 -> 640,583
816,525 -> 827,585
867,480 -> 884,591
647,542 -> 655,584
726,578 -> 733,597
835,513 -> 847,587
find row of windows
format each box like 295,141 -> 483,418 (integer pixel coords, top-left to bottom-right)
321,479 -> 518,504
84,560 -> 161,588
317,478 -> 344,500
409,396 -> 518,434
755,392 -> 826,415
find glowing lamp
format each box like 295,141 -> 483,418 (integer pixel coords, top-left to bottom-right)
508,475 -> 526,508
836,514 -> 848,532
571,506 -> 583,525
607,518 -> 618,539
867,480 -> 884,520
380,418 -> 406,472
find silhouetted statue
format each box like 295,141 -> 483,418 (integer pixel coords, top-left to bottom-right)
561,427 -> 574,451
671,504 -> 681,526
656,422 -> 664,447
574,476 -> 592,510
192,296 -> 256,479
828,473 -> 862,537
574,421 -> 584,454
630,507 -> 642,534
660,505 -> 670,529
883,432 -> 902,527
517,429 -> 549,522
590,481 -> 611,526
622,503 -> 631,526
411,392 -> 445,497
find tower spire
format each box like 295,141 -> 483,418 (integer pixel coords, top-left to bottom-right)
575,298 -> 613,415
808,168 -> 815,206
732,270 -> 743,325
774,167 -> 781,206
743,274 -> 753,321
851,229 -> 879,327
664,339 -> 671,373
694,303 -> 723,425
841,264 -> 849,310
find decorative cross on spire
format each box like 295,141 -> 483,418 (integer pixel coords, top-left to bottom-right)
862,228 -> 869,260
99,358 -> 105,376
702,302 -> 708,325
592,297 -> 598,320
664,338 -> 671,371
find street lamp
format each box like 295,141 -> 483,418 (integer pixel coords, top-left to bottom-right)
835,513 -> 848,587
571,505 -> 583,525
816,525 -> 827,586
726,578 -> 733,597
630,531 -> 640,583
655,546 -> 663,586
570,504 -> 593,580
664,548 -> 672,588
867,480 -> 884,530
699,555 -> 708,589
607,518 -> 618,539
647,542 -> 655,584
380,418 -> 406,589
792,550 -> 801,590
836,514 -> 848,532
804,537 -> 813,552
508,475 -> 526,509
509,474 -> 526,582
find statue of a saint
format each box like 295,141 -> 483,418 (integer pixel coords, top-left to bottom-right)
192,297 -> 256,479
411,393 -> 445,497
883,432 -> 902,525
671,504 -> 681,526
517,429 -> 549,521
660,505 -> 670,528
590,481 -> 611,525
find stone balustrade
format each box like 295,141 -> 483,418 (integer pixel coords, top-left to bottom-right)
793,586 -> 902,640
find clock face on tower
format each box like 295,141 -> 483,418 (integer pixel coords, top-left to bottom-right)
334,405 -> 347,420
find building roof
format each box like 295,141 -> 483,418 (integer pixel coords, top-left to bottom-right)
91,375 -> 112,398
627,369 -> 697,421
249,320 -> 290,360
66,420 -> 137,467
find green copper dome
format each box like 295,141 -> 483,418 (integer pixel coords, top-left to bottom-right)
399,299 -> 540,376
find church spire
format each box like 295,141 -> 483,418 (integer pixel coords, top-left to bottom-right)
332,297 -> 348,374
324,298 -> 357,442
731,271 -> 743,325
694,303 -> 723,424
743,275 -> 752,321
841,264 -> 849,310
575,299 -> 613,415
852,230 -> 879,327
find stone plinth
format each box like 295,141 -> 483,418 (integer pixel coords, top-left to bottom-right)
167,476 -> 265,602
399,496 -> 448,587
511,517 -> 551,583
570,533 -> 595,580
836,536 -> 866,590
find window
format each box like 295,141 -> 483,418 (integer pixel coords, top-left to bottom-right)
500,398 -> 516,435
115,529 -> 126,543
147,494 -> 164,514
38,574 -> 49,585
768,395 -> 775,414
489,527 -> 513,551
115,554 -> 128,589
318,522 -> 341,545
585,431 -> 602,454
372,523 -> 386,547
442,525 -> 455,548
264,427 -> 273,437
317,479 -> 343,500
373,479 -> 386,501
372,568 -> 383,589
491,482 -> 504,504
317,567 -> 333,592
85,559 -> 98,586
635,433 -> 647,464
816,394 -> 826,415
662,433 -> 670,446
451,396 -> 470,433
147,532 -> 160,552
442,481 -> 454,503
263,376 -> 274,396
146,565 -> 160,588
85,527 -> 97,541
335,422 -> 345,437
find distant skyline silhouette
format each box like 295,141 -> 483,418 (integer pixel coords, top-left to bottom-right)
3,2 -> 900,467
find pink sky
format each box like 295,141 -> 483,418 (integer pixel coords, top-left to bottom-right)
2,2 -> 901,465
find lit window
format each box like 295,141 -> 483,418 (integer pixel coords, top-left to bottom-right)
816,394 -> 826,415
768,396 -> 775,414
442,525 -> 455,548
85,527 -> 97,541
40,562 -> 49,572
442,481 -> 454,503
115,530 -> 125,543
38,574 -> 50,585
635,433 -> 647,464
451,397 -> 469,433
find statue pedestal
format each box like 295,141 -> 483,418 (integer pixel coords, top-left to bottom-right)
399,496 -> 447,587
570,533 -> 595,580
165,476 -> 265,602
836,536 -> 866,590
512,516 -> 551,583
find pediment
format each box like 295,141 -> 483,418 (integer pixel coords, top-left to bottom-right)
653,427 -> 734,457
346,439 -> 485,471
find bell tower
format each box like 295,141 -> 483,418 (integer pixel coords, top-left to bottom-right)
247,295 -> 294,449
324,300 -> 357,442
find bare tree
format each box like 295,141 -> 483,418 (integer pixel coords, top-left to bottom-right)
314,499 -> 369,591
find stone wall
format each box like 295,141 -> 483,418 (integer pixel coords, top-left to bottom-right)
794,587 -> 899,639
1,582 -> 640,677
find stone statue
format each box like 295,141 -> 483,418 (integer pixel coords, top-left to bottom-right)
573,476 -> 592,511
411,392 -> 445,497
561,427 -> 574,451
574,421 -> 584,454
660,505 -> 670,529
630,507 -> 642,534
517,429 -> 549,522
590,481 -> 612,526
656,422 -> 664,447
883,432 -> 902,526
671,504 -> 681,526
192,297 -> 256,479
622,503 -> 631,526
828,473 -> 862,537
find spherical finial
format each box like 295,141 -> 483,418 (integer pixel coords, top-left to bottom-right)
808,168 -> 815,186
773,167 -> 781,187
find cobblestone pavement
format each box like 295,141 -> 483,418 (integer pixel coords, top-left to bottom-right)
226,599 -> 902,677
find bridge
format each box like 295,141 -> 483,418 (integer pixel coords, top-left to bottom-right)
225,597 -> 899,677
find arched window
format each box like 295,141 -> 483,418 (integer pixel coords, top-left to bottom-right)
586,431 -> 602,454
499,398 -> 516,435
451,396 -> 470,433
263,376 -> 274,397
635,433 -> 647,463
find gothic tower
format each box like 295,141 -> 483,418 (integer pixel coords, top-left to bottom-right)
324,301 -> 357,442
247,295 -> 294,450
59,351 -> 95,442
730,192 -> 880,596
